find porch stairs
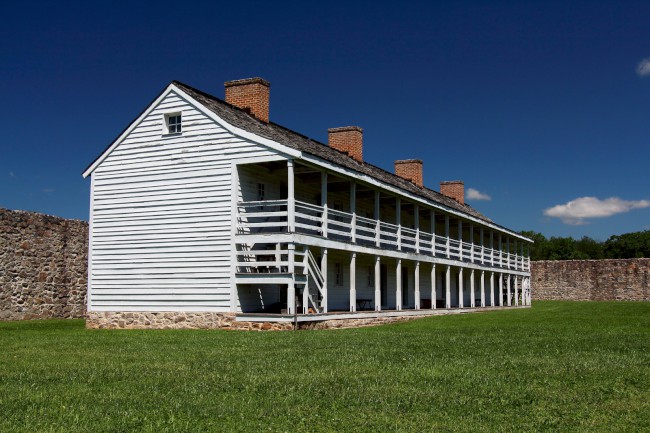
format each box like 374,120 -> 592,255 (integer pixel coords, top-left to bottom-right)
235,245 -> 325,313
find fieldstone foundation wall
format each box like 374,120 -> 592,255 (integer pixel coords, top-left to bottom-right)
0,208 -> 88,320
532,259 -> 649,301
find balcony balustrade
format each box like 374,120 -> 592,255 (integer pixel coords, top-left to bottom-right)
237,199 -> 530,271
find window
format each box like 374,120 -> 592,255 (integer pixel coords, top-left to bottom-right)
164,113 -> 182,134
335,263 -> 343,286
367,265 -> 374,287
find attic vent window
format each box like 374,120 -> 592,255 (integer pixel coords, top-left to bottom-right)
164,113 -> 182,134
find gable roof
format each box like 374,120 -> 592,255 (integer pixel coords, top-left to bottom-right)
172,80 -> 494,224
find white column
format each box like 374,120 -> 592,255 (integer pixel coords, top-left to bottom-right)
469,223 -> 474,263
431,264 -> 436,309
480,226 -> 485,264
414,204 -> 420,254
480,270 -> 485,307
374,191 -> 380,247
415,261 -> 420,309
490,231 -> 494,266
287,243 -> 296,314
499,234 -> 503,268
514,275 -> 519,306
396,198 -> 402,251
349,252 -> 356,312
507,275 -> 511,306
350,182 -> 356,243
507,237 -> 511,269
374,256 -> 381,311
445,215 -> 450,258
445,265 -> 451,309
321,249 -> 328,313
431,210 -> 436,256
287,160 -> 295,233
321,172 -> 328,238
521,242 -> 525,271
490,272 -> 495,307
302,251 -> 309,314
458,268 -> 464,308
396,259 -> 402,310
498,273 -> 503,306
470,269 -> 475,308
458,220 -> 463,261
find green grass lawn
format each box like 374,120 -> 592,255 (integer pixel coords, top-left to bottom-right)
1,301 -> 648,432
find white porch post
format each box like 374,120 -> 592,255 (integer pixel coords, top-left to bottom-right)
458,220 -> 463,261
287,243 -> 296,314
396,259 -> 402,310
490,230 -> 494,266
350,182 -> 356,243
431,264 -> 436,309
445,265 -> 451,309
458,268 -> 464,308
287,160 -> 295,233
321,172 -> 328,238
479,226 -> 485,264
469,223 -> 474,263
415,261 -> 420,309
489,271 -> 495,306
521,242 -> 525,271
507,274 -> 511,306
507,237 -> 511,270
470,269 -> 475,308
374,256 -> 381,311
514,275 -> 519,306
374,191 -> 380,247
414,204 -> 420,254
349,252 -> 356,312
321,249 -> 328,313
499,234 -> 503,268
445,215 -> 450,258
498,273 -> 503,306
480,270 -> 485,307
431,210 -> 436,256
396,197 -> 402,251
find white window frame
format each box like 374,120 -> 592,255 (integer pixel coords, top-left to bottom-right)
164,112 -> 182,135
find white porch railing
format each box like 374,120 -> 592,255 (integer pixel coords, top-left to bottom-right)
237,199 -> 530,271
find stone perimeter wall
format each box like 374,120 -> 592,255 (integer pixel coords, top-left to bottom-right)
531,259 -> 649,301
0,208 -> 88,320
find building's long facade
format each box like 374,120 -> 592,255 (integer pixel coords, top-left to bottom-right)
83,78 -> 532,329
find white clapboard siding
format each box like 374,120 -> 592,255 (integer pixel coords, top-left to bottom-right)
90,89 -> 281,312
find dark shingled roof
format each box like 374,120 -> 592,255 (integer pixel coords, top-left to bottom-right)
173,80 -> 494,224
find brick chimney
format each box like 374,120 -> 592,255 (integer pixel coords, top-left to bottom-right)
440,181 -> 464,204
224,77 -> 270,123
394,159 -> 423,187
328,126 -> 363,162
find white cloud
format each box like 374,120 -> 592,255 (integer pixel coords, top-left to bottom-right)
42,188 -> 55,193
637,58 -> 650,77
9,171 -> 15,177
544,196 -> 650,225
466,188 -> 491,201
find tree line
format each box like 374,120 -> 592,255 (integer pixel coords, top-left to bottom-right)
519,230 -> 650,261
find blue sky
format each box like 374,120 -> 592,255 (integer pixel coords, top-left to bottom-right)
1,0 -> 649,240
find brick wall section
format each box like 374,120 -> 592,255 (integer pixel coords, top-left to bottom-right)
394,159 -> 423,187
224,78 -> 270,123
440,181 -> 464,204
531,259 -> 649,301
0,208 -> 88,320
328,126 -> 363,162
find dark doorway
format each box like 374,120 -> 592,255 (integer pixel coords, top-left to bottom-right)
402,266 -> 409,306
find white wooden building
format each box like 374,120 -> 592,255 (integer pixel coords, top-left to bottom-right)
83,78 -> 532,329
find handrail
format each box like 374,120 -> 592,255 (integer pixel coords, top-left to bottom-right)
236,199 -> 531,272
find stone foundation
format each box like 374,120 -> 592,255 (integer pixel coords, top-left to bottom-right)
88,306 -> 529,331
86,311 -> 293,331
